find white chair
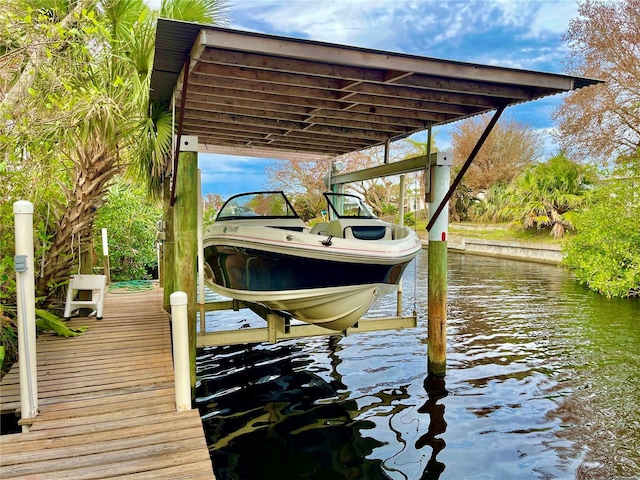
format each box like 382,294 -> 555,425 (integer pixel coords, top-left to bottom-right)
64,274 -> 107,320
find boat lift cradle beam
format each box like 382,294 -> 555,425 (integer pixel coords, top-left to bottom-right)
197,300 -> 417,347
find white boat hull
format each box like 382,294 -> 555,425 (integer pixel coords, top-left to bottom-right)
205,282 -> 379,331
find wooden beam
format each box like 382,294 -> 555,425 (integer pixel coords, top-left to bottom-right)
331,153 -> 435,185
196,48 -> 538,101
197,143 -> 333,161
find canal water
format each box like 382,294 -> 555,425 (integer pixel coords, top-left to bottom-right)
196,250 -> 640,479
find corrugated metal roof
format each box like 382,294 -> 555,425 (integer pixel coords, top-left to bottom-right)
150,18 -> 601,161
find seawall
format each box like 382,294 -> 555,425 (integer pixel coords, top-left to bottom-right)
421,237 -> 563,265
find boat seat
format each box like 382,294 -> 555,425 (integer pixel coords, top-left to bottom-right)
64,274 -> 107,320
326,220 -> 346,238
344,225 -> 392,240
309,222 -> 329,235
325,220 -> 392,240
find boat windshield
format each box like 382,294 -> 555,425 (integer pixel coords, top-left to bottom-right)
324,193 -> 377,219
216,191 -> 300,221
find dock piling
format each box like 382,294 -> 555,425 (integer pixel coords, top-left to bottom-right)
427,153 -> 452,376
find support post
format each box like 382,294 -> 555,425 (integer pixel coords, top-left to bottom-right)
163,177 -> 175,312
170,291 -> 191,411
77,236 -> 94,316
13,201 -> 38,431
101,228 -> 111,284
427,153 -> 452,376
173,149 -> 198,394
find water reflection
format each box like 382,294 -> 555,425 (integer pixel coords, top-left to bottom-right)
416,375 -> 448,480
196,341 -> 390,479
197,250 -> 640,479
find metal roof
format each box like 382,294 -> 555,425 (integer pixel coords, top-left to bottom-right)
150,18 -> 600,161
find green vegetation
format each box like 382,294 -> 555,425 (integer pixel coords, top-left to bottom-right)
502,154 -> 594,239
449,224 -> 564,244
93,180 -> 162,282
0,0 -> 229,372
563,159 -> 640,298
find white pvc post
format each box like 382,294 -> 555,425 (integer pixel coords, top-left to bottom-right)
13,200 -> 38,430
170,291 -> 191,411
101,228 -> 111,284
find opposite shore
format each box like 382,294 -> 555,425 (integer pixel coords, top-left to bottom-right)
420,236 -> 562,265
416,223 -> 563,265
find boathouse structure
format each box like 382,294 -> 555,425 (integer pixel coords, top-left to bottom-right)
0,19 -> 602,479
149,19 -> 599,384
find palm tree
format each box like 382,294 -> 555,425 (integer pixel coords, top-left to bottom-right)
470,183 -> 510,223
504,153 -> 594,239
1,0 -> 230,302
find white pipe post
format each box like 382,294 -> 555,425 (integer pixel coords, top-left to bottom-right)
197,170 -> 205,306
170,291 -> 191,411
13,200 -> 38,430
101,228 -> 111,284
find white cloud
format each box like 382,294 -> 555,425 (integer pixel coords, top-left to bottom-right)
232,0 -> 406,50
527,1 -> 578,37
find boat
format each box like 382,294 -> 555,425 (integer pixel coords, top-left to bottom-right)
202,191 -> 421,330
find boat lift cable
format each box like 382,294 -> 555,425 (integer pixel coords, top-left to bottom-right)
413,173 -> 418,317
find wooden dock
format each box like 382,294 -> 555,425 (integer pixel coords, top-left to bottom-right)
0,286 -> 215,479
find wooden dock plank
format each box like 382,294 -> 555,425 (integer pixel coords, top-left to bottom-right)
0,286 -> 215,479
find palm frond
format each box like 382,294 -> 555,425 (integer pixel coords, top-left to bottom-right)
160,0 -> 231,25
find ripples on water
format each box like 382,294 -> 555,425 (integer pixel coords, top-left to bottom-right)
196,251 -> 640,479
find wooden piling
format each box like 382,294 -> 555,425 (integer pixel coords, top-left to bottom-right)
427,153 -> 452,377
173,151 -> 198,393
428,240 -> 447,375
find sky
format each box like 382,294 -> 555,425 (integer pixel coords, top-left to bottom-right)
151,0 -> 583,198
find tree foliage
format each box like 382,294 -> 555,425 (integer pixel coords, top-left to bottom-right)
0,0 -> 230,366
451,114 -> 544,191
563,156 -> 640,297
93,179 -> 162,282
265,158 -> 328,221
1,1 -> 149,300
265,141 -> 427,220
0,0 -> 229,305
449,114 -> 543,221
202,192 -> 224,228
504,154 -> 594,239
554,0 -> 640,164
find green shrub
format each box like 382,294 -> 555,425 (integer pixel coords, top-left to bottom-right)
563,169 -> 640,298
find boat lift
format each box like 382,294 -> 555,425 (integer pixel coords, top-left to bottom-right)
196,298 -> 417,348
193,149 -> 450,348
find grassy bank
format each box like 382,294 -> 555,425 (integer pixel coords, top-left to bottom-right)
414,221 -> 566,245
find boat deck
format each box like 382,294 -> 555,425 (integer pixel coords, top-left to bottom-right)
0,286 -> 215,479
